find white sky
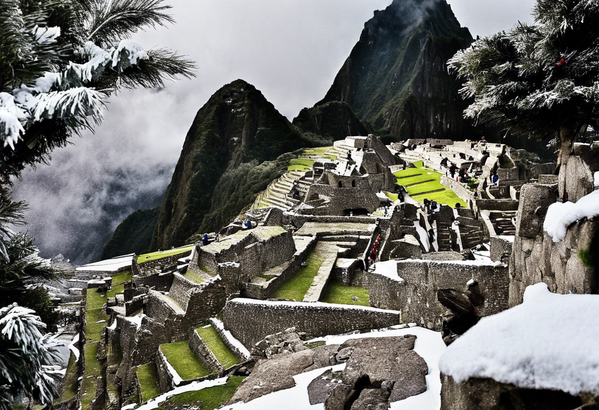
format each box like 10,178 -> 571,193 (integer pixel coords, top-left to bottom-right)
12,0 -> 536,262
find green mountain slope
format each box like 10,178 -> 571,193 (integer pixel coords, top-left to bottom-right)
101,208 -> 159,259
150,79 -> 325,250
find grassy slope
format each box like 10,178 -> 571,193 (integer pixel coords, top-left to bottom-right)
273,251 -> 326,301
196,325 -> 240,369
137,363 -> 161,402
320,279 -> 370,306
392,166 -> 467,208
160,342 -> 211,380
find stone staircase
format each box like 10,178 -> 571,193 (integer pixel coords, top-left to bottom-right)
253,169 -> 307,210
489,211 -> 517,236
456,216 -> 486,249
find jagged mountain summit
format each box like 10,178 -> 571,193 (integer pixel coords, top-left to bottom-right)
318,0 -> 474,140
149,79 -> 323,251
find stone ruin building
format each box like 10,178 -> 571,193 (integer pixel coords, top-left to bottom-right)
53,135 -> 599,410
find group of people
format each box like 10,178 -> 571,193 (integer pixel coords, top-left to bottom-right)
365,233 -> 383,270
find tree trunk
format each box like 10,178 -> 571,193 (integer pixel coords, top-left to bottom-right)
557,124 -> 578,201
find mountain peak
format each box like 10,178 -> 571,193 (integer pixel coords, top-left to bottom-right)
319,0 -> 474,140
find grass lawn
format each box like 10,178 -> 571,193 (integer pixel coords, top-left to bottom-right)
57,353 -> 78,403
137,363 -> 161,402
157,376 -> 244,410
287,158 -> 314,171
196,325 -> 240,369
393,167 -> 467,208
160,342 -> 211,380
320,279 -> 370,306
273,251 -> 326,301
81,343 -> 101,410
86,288 -> 106,310
107,271 -> 132,298
301,147 -> 330,155
137,245 -> 195,263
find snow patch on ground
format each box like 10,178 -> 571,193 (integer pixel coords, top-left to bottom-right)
544,189 -> 599,242
68,333 -> 80,362
413,220 -> 430,252
440,283 -> 599,395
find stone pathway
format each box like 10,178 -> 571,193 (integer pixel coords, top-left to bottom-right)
303,242 -> 340,302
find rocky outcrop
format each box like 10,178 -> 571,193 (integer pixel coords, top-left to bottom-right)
318,0 -> 474,140
229,333 -> 427,410
509,145 -> 599,305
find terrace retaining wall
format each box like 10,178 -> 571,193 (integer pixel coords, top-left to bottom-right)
189,328 -> 222,373
222,299 -> 400,348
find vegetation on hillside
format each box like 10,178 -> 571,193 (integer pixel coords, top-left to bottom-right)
102,208 -> 160,259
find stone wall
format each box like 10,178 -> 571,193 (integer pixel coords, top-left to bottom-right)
155,348 -> 176,391
368,260 -> 509,330
189,328 -> 222,373
137,250 -> 192,276
490,236 -> 513,263
303,180 -> 380,215
559,142 -> 599,202
144,277 -> 227,341
509,183 -> 599,306
440,175 -> 474,204
222,299 -> 400,348
133,272 -> 173,292
196,228 -> 296,289
474,199 -> 519,211
242,236 -> 318,299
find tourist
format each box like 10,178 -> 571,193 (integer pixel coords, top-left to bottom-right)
202,233 -> 208,246
492,174 -> 499,187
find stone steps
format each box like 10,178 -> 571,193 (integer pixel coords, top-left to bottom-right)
303,243 -> 339,303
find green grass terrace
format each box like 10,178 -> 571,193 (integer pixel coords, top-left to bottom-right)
320,279 -> 370,307
137,245 -> 195,264
155,376 -> 244,410
273,250 -> 326,301
159,341 -> 211,380
196,325 -> 240,369
137,363 -> 161,403
390,163 -> 467,208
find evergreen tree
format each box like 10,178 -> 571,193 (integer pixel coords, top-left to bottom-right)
0,0 -> 196,405
0,0 -> 195,180
0,303 -> 62,410
448,0 -> 599,175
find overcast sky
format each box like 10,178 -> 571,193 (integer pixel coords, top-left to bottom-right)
12,0 -> 536,263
